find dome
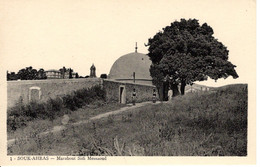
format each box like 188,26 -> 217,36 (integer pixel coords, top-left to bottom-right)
109,52 -> 152,84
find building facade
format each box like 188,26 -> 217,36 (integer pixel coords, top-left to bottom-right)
45,70 -> 62,79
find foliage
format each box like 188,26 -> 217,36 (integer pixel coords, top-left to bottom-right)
75,73 -> 79,78
69,68 -> 73,79
100,74 -> 108,79
7,72 -> 19,81
38,68 -> 47,79
146,19 -> 239,94
7,67 -> 47,81
17,66 -> 38,80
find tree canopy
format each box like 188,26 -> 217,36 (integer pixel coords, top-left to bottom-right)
146,19 -> 238,95
17,66 -> 38,80
7,67 -> 47,81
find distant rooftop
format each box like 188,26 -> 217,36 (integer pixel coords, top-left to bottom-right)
46,69 -> 60,72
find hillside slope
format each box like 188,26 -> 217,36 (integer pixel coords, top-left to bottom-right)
8,84 -> 248,156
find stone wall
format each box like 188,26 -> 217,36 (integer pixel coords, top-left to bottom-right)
7,78 -> 101,108
103,79 -> 158,104
7,78 -> 159,109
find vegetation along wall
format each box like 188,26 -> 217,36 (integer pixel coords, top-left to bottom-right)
7,78 -> 101,108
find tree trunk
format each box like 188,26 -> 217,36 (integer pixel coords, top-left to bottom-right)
181,81 -> 186,95
163,82 -> 169,101
157,86 -> 163,102
172,83 -> 180,96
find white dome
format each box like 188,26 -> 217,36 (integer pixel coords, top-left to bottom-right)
109,52 -> 152,81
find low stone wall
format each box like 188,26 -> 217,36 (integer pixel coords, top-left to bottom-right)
7,78 -> 101,108
103,79 -> 158,104
7,78 -> 159,108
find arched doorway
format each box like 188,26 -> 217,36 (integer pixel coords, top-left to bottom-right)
29,86 -> 42,102
119,85 -> 126,104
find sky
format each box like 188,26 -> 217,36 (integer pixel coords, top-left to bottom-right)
0,0 -> 256,87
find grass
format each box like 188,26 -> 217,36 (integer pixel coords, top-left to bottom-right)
7,101 -> 125,140
8,84 -> 247,156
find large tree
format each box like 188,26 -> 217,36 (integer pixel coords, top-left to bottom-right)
146,19 -> 238,95
17,66 -> 38,80
69,68 -> 73,79
7,71 -> 18,81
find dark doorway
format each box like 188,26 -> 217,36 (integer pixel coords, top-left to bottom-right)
31,89 -> 40,101
119,85 -> 126,104
120,87 -> 123,103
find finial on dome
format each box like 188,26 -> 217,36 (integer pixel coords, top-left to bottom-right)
135,42 -> 138,53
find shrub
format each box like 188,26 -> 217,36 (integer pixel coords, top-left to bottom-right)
100,74 -> 107,79
45,97 -> 64,120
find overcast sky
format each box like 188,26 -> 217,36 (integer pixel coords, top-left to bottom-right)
0,0 -> 255,87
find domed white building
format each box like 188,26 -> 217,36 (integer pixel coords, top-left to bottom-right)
108,49 -> 153,85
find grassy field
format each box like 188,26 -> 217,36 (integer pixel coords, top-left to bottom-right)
8,84 -> 247,156
7,101 -> 125,140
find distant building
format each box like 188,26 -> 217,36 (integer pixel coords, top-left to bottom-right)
63,70 -> 70,79
46,67 -> 78,79
72,72 -> 77,78
59,67 -> 70,79
90,64 -> 96,78
45,70 -> 62,79
59,67 -> 77,79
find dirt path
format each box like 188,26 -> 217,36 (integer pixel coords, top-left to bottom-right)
7,101 -> 164,146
